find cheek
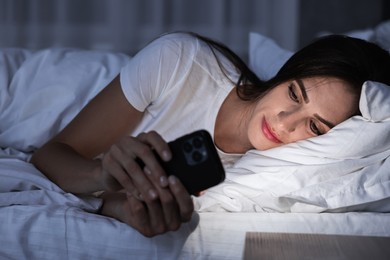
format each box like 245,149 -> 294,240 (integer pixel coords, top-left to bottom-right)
288,132 -> 309,143
247,120 -> 283,151
246,114 -> 266,149
247,114 -> 261,143
286,125 -> 315,144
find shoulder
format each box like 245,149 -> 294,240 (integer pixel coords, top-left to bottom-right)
148,32 -> 204,58
155,32 -> 197,44
142,32 -> 230,76
155,32 -> 207,46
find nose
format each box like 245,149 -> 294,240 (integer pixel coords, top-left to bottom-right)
277,109 -> 302,133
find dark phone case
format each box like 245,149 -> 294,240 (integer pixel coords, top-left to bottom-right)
138,130 -> 225,194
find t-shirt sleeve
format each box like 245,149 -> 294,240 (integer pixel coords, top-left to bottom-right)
119,33 -> 196,112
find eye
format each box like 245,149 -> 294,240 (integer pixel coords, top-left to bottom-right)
310,120 -> 323,136
288,84 -> 299,103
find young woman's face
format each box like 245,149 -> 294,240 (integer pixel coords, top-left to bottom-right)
247,77 -> 359,151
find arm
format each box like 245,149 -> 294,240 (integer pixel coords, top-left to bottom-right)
31,33 -> 190,195
31,75 -> 158,194
31,34 -> 196,235
31,75 -> 194,233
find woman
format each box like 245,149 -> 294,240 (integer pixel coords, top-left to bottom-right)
31,32 -> 390,237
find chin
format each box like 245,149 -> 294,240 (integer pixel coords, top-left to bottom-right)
254,141 -> 280,151
253,140 -> 271,151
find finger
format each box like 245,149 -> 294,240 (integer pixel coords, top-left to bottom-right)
154,184 -> 181,231
135,132 -> 171,188
137,131 -> 172,161
102,149 -> 136,191
121,156 -> 159,201
193,190 -> 206,197
108,140 -> 158,201
142,195 -> 168,236
168,175 -> 194,222
125,194 -> 154,237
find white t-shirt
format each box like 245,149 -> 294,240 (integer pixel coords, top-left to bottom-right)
120,33 -> 242,166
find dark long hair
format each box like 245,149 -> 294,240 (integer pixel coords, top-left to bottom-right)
192,32 -> 390,102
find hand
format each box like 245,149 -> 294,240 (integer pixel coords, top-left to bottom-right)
100,175 -> 194,237
100,131 -> 171,201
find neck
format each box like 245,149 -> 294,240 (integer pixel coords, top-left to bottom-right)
214,87 -> 254,154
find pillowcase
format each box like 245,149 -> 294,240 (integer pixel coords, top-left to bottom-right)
248,32 -> 292,80
373,20 -> 390,51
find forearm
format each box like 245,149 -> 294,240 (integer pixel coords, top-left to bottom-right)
31,142 -> 103,194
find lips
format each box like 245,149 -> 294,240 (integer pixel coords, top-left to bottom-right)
262,118 -> 282,143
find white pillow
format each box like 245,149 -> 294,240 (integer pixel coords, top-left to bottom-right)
249,22 -> 390,80
373,20 -> 390,52
248,32 -> 292,80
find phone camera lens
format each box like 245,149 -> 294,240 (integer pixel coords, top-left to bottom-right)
192,137 -> 203,148
192,151 -> 203,162
183,141 -> 193,153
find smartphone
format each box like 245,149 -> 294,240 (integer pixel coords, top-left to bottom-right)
136,130 -> 225,195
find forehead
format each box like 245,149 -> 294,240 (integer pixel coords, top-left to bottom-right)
303,77 -> 352,98
302,77 -> 359,123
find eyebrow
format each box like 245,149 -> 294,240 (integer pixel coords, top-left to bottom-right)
296,79 -> 335,129
296,79 -> 309,103
314,114 -> 335,129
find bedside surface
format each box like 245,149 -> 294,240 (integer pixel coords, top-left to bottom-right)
244,232 -> 390,260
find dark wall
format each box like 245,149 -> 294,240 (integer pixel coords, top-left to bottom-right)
299,0 -> 386,47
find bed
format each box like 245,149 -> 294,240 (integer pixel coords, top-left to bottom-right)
1,21 -> 390,259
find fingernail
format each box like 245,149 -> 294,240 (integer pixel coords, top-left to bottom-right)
168,175 -> 177,184
160,176 -> 168,187
144,167 -> 152,175
162,150 -> 171,161
148,189 -> 158,200
132,192 -> 143,201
